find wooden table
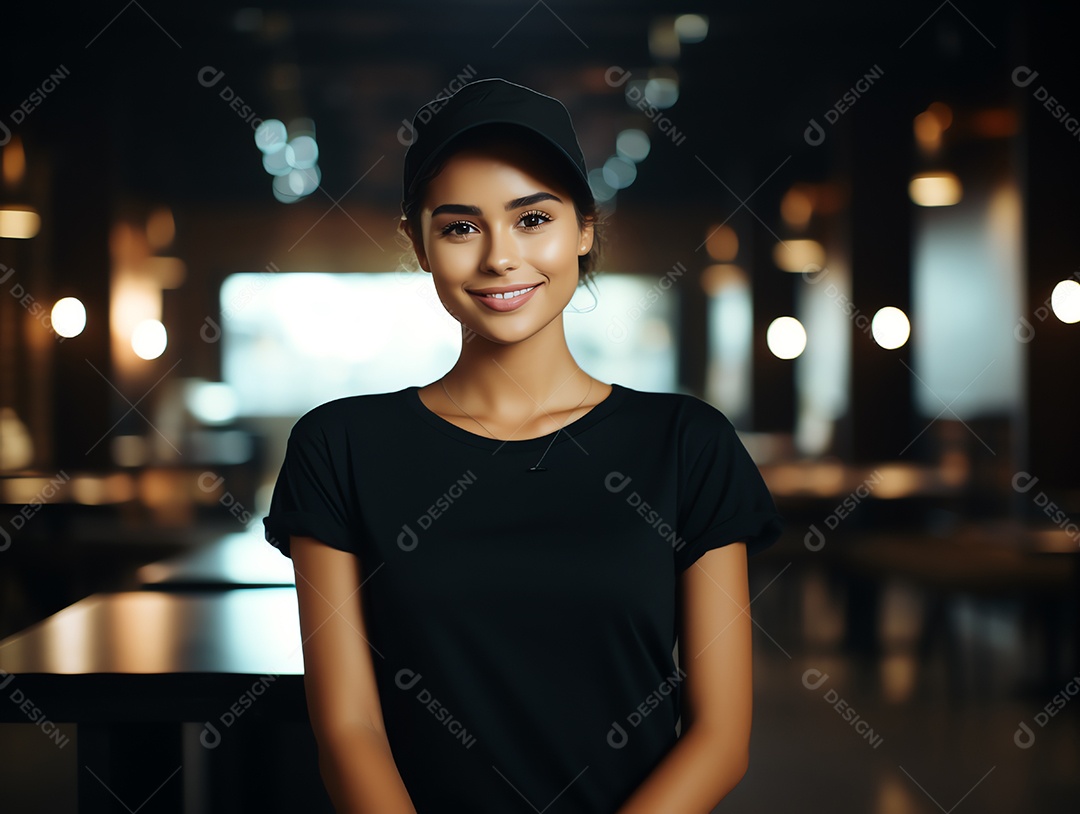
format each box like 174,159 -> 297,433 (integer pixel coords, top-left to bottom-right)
841,522 -> 1078,687
0,588 -> 322,813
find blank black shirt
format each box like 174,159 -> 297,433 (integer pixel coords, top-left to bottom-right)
263,382 -> 783,813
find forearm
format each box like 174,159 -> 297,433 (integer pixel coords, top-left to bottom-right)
317,725 -> 418,814
614,723 -> 749,814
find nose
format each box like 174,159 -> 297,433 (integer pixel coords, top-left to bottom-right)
482,224 -> 520,274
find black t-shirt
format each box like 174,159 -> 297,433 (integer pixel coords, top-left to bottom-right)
263,382 -> 783,813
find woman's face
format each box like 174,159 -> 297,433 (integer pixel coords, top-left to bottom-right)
411,141 -> 594,345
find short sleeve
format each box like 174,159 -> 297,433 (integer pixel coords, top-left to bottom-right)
674,403 -> 784,571
262,410 -> 357,559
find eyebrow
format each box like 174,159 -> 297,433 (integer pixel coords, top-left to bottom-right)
430,191 -> 564,218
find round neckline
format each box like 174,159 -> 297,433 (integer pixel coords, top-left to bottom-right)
406,381 -> 629,451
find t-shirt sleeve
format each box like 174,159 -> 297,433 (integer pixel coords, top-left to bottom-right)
674,402 -> 784,571
262,409 -> 357,559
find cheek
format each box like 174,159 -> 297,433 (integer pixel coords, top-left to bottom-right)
526,228 -> 580,272
427,241 -> 474,275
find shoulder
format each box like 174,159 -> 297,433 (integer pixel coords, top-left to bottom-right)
621,385 -> 734,434
290,389 -> 404,440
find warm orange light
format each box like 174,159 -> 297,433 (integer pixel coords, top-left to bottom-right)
914,102 -> 952,153
701,264 -> 747,295
970,108 -> 1017,138
781,186 -> 814,230
0,208 -> 41,239
145,257 -> 187,289
773,239 -> 825,272
146,207 -> 176,250
909,173 -> 962,206
704,224 -> 738,261
927,101 -> 953,130
2,136 -> 27,186
914,111 -> 942,151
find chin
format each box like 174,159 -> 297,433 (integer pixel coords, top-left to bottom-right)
462,321 -> 542,346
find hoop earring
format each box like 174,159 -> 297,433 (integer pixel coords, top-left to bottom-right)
566,281 -> 598,314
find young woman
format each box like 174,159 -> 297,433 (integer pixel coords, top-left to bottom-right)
264,77 -> 783,814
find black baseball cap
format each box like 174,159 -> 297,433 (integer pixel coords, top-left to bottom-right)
400,78 -> 591,216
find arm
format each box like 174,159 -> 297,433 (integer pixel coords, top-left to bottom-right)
614,542 -> 753,814
291,535 -> 418,814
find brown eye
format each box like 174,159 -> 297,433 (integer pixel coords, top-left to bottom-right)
441,221 -> 476,237
520,211 -> 552,231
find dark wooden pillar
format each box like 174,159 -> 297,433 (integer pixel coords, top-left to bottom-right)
1017,5 -> 1080,497
50,89 -> 113,470
847,95 -> 915,463
750,188 -> 796,434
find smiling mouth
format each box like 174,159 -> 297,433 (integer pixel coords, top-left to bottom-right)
471,285 -> 540,300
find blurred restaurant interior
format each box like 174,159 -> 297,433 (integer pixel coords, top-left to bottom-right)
1,1 -> 1078,812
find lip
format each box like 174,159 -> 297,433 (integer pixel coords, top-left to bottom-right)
466,282 -> 544,294
467,282 -> 542,312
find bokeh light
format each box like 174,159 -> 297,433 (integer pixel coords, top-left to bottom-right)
674,14 -> 709,43
767,316 -> 807,359
588,168 -> 616,202
773,239 -> 826,272
602,155 -> 637,190
0,208 -> 41,239
615,129 -> 651,163
1051,279 -> 1080,323
909,172 -> 962,206
254,119 -> 288,154
132,319 -> 167,360
51,297 -> 87,338
705,225 -> 738,262
871,306 -> 911,349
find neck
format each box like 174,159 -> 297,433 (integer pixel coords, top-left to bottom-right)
443,313 -> 589,414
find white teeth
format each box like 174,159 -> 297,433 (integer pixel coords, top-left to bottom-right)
480,285 -> 537,300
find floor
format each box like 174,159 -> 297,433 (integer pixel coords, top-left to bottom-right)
720,558 -> 1080,813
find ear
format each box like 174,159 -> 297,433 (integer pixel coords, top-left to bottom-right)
577,217 -> 595,256
401,217 -> 431,272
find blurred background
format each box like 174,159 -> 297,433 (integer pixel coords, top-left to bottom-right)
1,1 -> 1078,812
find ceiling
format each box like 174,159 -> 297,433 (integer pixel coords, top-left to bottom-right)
2,1 -> 1022,210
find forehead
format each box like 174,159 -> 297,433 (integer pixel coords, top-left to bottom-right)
423,139 -> 570,202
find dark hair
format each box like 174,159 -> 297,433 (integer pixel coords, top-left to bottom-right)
397,123 -> 605,295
